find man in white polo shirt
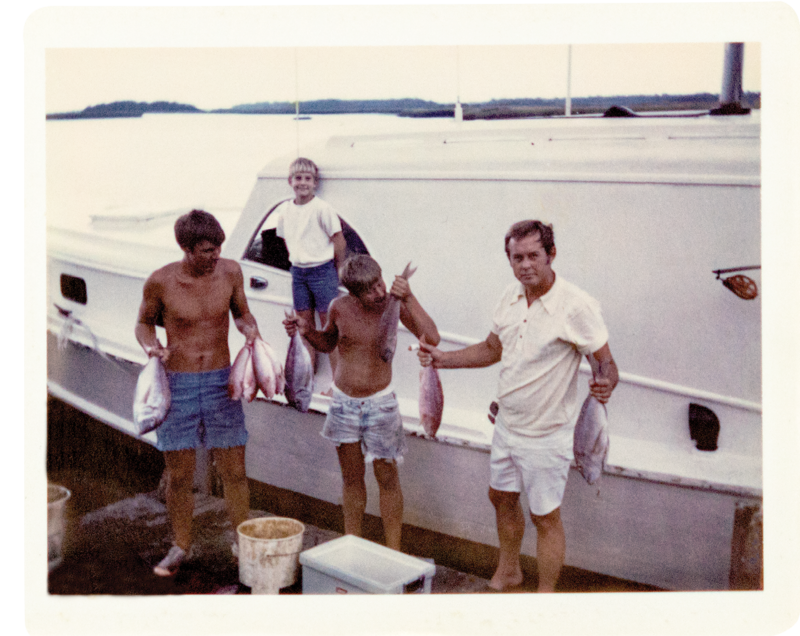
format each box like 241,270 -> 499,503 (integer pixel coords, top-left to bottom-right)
418,220 -> 618,592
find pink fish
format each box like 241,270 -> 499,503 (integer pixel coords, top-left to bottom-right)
252,338 -> 284,399
284,310 -> 314,412
228,345 -> 251,400
242,347 -> 258,403
377,262 -> 416,363
572,395 -> 610,485
419,362 -> 444,437
133,356 -> 171,435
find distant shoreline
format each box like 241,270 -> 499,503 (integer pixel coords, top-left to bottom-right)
47,93 -> 761,121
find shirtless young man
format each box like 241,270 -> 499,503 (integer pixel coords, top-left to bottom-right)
135,209 -> 260,576
283,255 -> 439,550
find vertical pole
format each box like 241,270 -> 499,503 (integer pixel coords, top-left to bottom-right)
566,45 -> 572,117
712,43 -> 749,115
454,46 -> 463,122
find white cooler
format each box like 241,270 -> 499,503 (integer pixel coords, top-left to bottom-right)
299,535 -> 435,594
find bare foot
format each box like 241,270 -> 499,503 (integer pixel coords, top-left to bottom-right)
488,568 -> 524,591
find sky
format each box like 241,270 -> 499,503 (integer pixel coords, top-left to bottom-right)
45,42 -> 761,114
31,3 -> 771,115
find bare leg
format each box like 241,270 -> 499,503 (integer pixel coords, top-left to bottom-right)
530,507 -> 565,593
488,487 -> 525,590
335,442 -> 367,538
372,459 -> 404,551
163,449 -> 197,551
211,446 -> 250,534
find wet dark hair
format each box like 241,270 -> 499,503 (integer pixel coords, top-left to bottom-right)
339,254 -> 382,297
504,220 -> 555,257
174,209 -> 225,251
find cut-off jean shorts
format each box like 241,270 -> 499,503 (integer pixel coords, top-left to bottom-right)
321,385 -> 407,464
290,260 -> 340,314
489,415 -> 574,516
156,367 -> 248,452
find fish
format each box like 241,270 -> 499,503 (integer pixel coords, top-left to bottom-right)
133,356 -> 171,435
228,345 -> 252,400
252,337 -> 284,399
284,310 -> 314,412
377,261 -> 417,363
572,394 -> 610,485
242,350 -> 258,403
419,363 -> 444,437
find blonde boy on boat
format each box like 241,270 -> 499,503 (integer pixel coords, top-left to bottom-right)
272,157 -> 347,385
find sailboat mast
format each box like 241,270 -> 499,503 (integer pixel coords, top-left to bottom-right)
565,45 -> 572,117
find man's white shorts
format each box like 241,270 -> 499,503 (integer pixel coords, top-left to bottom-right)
489,421 -> 573,516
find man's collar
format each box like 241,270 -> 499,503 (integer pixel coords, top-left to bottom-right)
510,274 -> 560,313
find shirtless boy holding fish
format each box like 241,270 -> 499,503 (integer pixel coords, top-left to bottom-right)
418,220 -> 618,592
283,254 -> 439,551
135,209 -> 260,576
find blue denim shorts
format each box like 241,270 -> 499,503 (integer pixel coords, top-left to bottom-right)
321,385 -> 407,464
156,367 -> 248,452
290,260 -> 340,314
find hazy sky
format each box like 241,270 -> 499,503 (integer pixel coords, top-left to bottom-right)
46,42 -> 761,113
32,4 -> 770,113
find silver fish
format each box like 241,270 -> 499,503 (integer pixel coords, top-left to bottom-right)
573,395 -> 610,485
228,345 -> 251,400
284,311 -> 314,412
133,356 -> 171,435
377,262 -> 416,363
419,364 -> 444,437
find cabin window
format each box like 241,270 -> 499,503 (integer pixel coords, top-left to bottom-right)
243,202 -> 369,271
60,274 -> 87,305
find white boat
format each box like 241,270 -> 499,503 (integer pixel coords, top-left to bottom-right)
47,80 -> 761,591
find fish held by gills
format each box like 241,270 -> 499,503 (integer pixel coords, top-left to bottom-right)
572,394 -> 610,485
377,262 -> 417,363
419,363 -> 444,437
133,356 -> 171,435
284,311 -> 314,412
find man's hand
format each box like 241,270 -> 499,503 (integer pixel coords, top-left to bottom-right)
241,323 -> 259,347
146,340 -> 171,364
589,376 -> 614,404
417,336 -> 444,369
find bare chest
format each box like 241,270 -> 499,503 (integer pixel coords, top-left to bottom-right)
162,275 -> 232,324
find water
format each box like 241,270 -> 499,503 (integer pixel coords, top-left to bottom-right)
46,113 -> 461,231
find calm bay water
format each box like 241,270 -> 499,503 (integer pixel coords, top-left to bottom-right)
46,113 -> 460,231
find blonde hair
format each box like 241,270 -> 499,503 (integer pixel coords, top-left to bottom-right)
339,255 -> 382,297
289,157 -> 320,181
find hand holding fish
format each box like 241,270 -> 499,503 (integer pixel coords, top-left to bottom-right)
389,275 -> 412,302
282,314 -> 309,338
589,376 -> 614,404
415,338 -> 443,369
146,340 -> 171,364
240,322 -> 260,347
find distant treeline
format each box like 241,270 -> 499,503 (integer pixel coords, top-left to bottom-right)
47,92 -> 761,120
46,101 -> 203,120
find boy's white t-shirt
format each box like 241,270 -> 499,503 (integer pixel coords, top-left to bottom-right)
274,196 -> 342,268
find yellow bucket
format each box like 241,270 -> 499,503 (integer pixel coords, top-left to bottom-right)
237,517 -> 305,594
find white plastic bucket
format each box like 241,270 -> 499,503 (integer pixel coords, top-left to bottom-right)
237,517 -> 305,594
48,484 -> 71,572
